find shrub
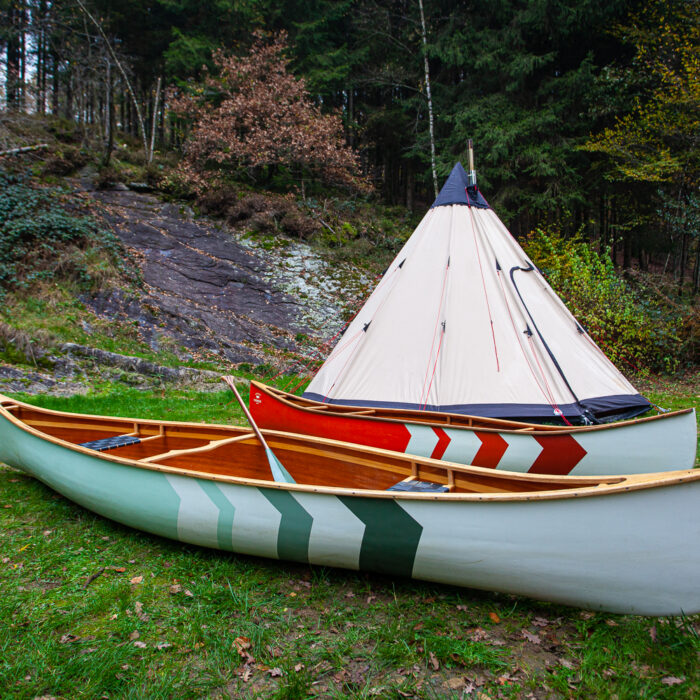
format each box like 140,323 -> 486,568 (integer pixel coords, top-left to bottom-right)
523,228 -> 687,373
0,169 -> 128,299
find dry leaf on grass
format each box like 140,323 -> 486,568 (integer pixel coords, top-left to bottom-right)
129,631 -> 140,641
661,677 -> 684,686
294,663 -> 304,672
522,630 -> 541,644
169,584 -> 182,594
155,642 -> 172,650
133,641 -> 147,648
59,634 -> 80,644
428,651 -> 439,671
267,667 -> 283,677
445,678 -> 464,689
532,617 -> 549,627
130,575 -> 143,584
489,612 -> 500,623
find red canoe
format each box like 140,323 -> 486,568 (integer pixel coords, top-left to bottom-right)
248,381 -> 697,476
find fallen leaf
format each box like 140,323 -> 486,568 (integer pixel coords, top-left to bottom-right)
134,602 -> 144,615
113,567 -> 126,573
413,622 -> 424,632
497,674 -> 512,685
267,667 -> 283,677
133,641 -> 147,648
79,647 -> 97,655
42,530 -> 52,536
234,636 -> 252,657
648,626 -> 657,642
184,589 -> 193,597
129,631 -> 140,641
661,677 -> 684,686
456,604 -> 469,611
532,616 -> 549,627
559,658 -> 575,669
579,611 -> 594,619
366,595 -> 377,604
429,651 -> 439,671
110,614 -> 118,620
59,634 -> 80,644
489,612 -> 500,624
155,642 -> 172,650
445,678 -> 464,689
344,591 -> 355,598
130,576 -> 143,585
605,619 -> 618,627
522,630 -> 541,644
294,663 -> 304,672
169,584 -> 182,594
240,667 -> 253,682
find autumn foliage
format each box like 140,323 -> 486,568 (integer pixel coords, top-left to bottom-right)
171,32 -> 368,194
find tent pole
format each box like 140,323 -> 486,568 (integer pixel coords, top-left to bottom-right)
467,139 -> 477,187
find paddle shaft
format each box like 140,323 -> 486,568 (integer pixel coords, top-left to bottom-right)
221,376 -> 272,453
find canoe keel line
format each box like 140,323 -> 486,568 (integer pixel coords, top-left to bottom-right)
1,396 -> 699,616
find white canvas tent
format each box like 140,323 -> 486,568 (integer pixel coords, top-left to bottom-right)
304,163 -> 650,423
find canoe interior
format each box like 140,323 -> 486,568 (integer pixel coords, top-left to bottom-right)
2,401 -> 630,495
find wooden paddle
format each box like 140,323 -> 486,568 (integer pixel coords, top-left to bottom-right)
220,376 -> 296,483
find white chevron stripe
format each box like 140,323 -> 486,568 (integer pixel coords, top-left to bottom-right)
405,423 -> 440,457
165,475 -> 220,549
440,428 -> 482,464
291,492 -> 366,570
218,484 -> 282,559
495,434 -> 543,472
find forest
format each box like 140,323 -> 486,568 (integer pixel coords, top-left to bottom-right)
0,0 -> 697,275
0,0 -> 698,368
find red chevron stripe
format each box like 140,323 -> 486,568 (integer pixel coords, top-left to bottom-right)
472,431 -> 509,469
529,434 -> 587,475
430,427 -> 451,459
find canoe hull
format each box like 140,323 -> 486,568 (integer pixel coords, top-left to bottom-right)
1,409 -> 698,616
250,384 -> 697,475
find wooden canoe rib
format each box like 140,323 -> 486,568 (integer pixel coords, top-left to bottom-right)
0,394 -> 699,616
248,381 -> 698,476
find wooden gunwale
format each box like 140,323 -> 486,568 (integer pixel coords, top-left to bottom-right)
253,381 -> 693,436
1,395 -> 698,502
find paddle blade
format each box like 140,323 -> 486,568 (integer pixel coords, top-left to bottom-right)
265,447 -> 296,484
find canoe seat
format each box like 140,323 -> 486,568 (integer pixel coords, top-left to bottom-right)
80,435 -> 141,452
387,478 -> 449,493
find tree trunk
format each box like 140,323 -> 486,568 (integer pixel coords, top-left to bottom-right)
678,232 -> 689,297
418,0 -> 438,198
102,59 -> 114,166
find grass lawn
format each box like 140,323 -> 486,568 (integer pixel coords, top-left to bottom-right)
1,384 -> 698,698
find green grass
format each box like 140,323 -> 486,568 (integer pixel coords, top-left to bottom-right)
1,385 -> 698,698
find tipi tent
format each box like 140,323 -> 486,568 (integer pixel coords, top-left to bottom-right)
304,163 -> 650,424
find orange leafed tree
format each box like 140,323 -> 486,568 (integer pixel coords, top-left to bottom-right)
171,32 -> 368,194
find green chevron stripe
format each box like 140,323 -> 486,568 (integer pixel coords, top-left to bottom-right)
198,480 -> 235,551
338,496 -> 423,578
261,489 -> 313,563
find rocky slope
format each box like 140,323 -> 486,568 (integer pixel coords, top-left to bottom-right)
1,181 -> 375,395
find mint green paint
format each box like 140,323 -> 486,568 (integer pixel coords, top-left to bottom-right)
198,480 -> 236,550
261,488 -> 313,563
0,416 -> 181,542
339,496 -> 423,578
266,447 -> 296,483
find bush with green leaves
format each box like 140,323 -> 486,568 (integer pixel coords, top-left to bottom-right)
523,229 -> 686,373
0,169 -> 126,298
